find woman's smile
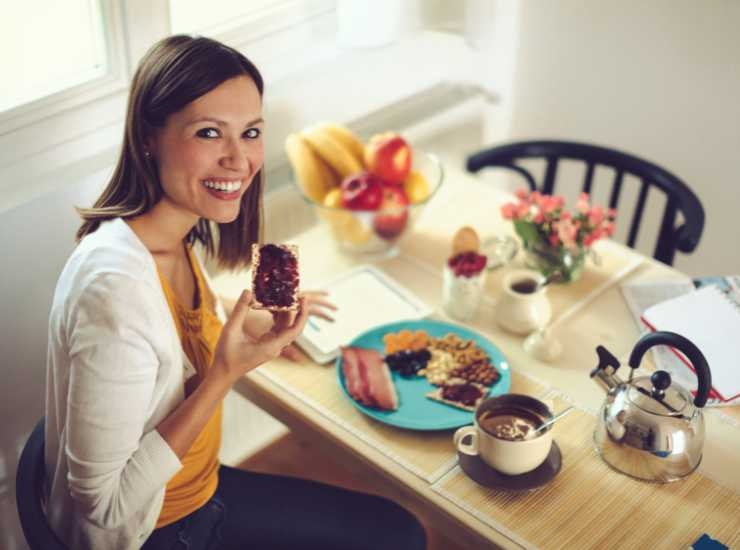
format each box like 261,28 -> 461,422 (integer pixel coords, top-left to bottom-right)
201,178 -> 244,201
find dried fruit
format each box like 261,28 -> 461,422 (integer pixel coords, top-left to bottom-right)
383,329 -> 429,354
385,349 -> 431,377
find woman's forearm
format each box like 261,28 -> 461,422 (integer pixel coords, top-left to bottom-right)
157,302 -> 272,458
156,368 -> 233,458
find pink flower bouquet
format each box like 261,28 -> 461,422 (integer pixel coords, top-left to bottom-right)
501,189 -> 617,281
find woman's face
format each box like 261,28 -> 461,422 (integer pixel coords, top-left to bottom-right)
149,75 -> 264,224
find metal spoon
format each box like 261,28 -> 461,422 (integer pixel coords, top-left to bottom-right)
535,271 -> 563,290
523,326 -> 563,362
530,406 -> 575,437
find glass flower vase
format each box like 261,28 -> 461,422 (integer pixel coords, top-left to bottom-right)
523,240 -> 586,283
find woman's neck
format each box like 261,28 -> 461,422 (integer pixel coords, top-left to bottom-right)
125,199 -> 199,257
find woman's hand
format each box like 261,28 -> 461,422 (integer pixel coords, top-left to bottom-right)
278,290 -> 337,362
300,290 -> 337,321
211,290 -> 310,384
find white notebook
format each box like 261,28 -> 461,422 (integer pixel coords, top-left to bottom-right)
641,285 -> 740,402
295,265 -> 432,364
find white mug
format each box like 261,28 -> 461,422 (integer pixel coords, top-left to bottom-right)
454,394 -> 553,475
495,269 -> 551,335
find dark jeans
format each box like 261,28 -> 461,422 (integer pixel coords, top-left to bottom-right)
141,465 -> 426,550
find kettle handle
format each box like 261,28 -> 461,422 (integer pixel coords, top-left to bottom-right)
628,331 -> 712,407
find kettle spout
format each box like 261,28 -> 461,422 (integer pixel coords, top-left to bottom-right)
590,345 -> 622,392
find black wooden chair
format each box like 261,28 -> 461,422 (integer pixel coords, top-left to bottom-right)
16,418 -> 67,550
466,140 -> 704,266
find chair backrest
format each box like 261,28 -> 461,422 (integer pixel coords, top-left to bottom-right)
466,140 -> 704,266
16,418 -> 67,550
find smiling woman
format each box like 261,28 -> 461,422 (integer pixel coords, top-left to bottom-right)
45,35 -> 426,550
76,35 -> 265,270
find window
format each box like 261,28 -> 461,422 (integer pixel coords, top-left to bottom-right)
0,0 -> 338,208
0,0 -> 108,113
169,0 -> 281,36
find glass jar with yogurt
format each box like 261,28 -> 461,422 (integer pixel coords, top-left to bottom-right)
442,251 -> 487,321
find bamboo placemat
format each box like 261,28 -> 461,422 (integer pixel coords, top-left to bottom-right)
257,361 -> 549,483
432,396 -> 740,550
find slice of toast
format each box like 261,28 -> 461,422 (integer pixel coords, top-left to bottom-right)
250,243 -> 300,311
425,380 -> 488,412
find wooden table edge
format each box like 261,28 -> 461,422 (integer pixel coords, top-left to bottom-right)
233,371 -> 526,550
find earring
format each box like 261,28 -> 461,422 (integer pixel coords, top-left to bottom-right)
144,150 -> 151,158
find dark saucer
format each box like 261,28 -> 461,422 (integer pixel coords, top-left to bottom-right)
457,441 -> 562,491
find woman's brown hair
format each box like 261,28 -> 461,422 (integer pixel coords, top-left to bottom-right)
76,35 -> 264,270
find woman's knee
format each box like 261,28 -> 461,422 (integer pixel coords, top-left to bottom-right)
365,495 -> 427,550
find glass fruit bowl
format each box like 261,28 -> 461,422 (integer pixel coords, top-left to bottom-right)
293,151 -> 444,258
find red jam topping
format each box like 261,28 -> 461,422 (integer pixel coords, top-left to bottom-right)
448,251 -> 487,278
254,244 -> 299,307
441,383 -> 483,406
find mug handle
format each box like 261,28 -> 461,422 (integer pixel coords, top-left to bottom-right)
453,426 -> 479,456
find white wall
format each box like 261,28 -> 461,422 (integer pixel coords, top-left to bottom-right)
0,171 -> 107,550
487,0 -> 740,276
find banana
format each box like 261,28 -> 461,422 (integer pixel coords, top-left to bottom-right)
284,133 -> 339,202
302,127 -> 363,180
314,123 -> 365,166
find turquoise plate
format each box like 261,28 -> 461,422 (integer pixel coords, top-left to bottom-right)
336,319 -> 511,431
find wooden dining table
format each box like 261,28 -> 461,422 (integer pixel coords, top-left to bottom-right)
211,167 -> 740,549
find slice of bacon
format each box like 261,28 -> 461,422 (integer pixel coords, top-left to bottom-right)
341,347 -> 373,406
355,347 -> 399,411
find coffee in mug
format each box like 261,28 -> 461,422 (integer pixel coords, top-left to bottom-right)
478,407 -> 545,441
510,278 -> 538,294
496,269 -> 551,335
453,394 -> 553,475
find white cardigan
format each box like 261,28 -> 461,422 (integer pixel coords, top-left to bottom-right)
44,217 -> 226,550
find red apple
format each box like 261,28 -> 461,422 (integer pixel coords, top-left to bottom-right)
340,172 -> 383,210
373,185 -> 409,239
364,132 -> 412,184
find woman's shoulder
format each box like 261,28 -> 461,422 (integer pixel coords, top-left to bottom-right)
76,218 -> 155,274
54,218 -> 164,314
65,219 -> 156,282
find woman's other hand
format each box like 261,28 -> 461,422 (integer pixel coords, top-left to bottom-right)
277,290 -> 336,363
300,290 -> 337,322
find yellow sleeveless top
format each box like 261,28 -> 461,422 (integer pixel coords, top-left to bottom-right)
155,246 -> 223,528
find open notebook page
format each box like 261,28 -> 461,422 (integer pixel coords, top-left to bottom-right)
296,266 -> 432,363
642,285 -> 740,401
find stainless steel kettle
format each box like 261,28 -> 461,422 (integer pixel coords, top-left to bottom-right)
590,331 -> 711,482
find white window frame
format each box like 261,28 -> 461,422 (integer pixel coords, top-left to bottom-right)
0,0 -> 334,135
0,0 -> 334,205
0,0 -> 129,134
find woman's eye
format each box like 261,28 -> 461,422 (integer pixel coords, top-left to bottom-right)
244,128 -> 261,139
196,128 -> 220,139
